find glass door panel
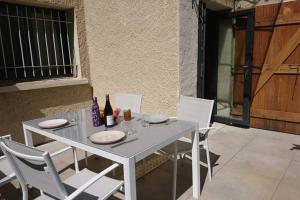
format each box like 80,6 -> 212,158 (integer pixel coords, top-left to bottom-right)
214,10 -> 254,127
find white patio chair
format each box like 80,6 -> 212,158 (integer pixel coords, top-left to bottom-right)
114,93 -> 143,175
0,135 -> 81,189
0,134 -> 16,187
160,95 -> 214,199
115,93 -> 143,113
0,138 -> 123,200
36,141 -> 82,173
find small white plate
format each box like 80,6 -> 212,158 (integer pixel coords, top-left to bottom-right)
89,131 -> 126,144
38,119 -> 68,129
146,115 -> 169,124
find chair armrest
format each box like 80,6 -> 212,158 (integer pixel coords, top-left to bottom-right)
178,127 -> 214,144
198,127 -> 214,132
178,137 -> 192,143
1,135 -> 12,140
50,146 -> 72,158
65,163 -> 121,200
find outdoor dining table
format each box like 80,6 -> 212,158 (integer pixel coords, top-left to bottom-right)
22,108 -> 201,200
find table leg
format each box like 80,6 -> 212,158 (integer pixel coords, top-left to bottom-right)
23,126 -> 33,147
192,131 -> 200,199
172,141 -> 178,200
124,157 -> 137,200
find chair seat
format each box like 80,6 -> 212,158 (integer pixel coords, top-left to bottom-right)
37,141 -> 86,172
0,157 -> 13,176
161,136 -> 206,155
35,168 -> 123,200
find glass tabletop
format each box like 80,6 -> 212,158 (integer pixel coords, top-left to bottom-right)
24,108 -> 196,159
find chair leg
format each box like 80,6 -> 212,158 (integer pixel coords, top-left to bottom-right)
112,161 -> 116,177
20,184 -> 28,200
72,147 -> 79,173
172,142 -> 178,200
142,158 -> 146,175
84,151 -> 88,166
205,139 -> 212,181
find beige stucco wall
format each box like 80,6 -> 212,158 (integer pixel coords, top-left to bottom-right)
0,0 -> 92,144
0,0 -> 235,144
84,0 -> 179,116
179,0 -> 198,97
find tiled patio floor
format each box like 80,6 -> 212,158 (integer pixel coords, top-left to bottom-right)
1,123 -> 300,199
179,123 -> 300,200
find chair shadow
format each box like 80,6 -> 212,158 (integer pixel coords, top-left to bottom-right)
133,150 -> 220,200
290,144 -> 300,151
0,150 -> 220,200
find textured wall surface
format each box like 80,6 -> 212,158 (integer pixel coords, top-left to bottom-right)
0,85 -> 92,143
84,0 -> 179,115
179,0 -> 198,97
0,0 -> 92,144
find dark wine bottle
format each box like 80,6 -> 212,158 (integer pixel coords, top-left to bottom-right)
104,94 -> 114,127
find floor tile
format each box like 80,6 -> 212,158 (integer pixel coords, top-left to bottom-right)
272,161 -> 300,200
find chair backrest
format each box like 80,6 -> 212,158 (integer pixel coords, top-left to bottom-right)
177,96 -> 214,133
0,135 -> 11,159
115,93 -> 142,113
0,139 -> 68,199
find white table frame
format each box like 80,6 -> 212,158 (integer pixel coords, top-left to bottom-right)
23,122 -> 201,200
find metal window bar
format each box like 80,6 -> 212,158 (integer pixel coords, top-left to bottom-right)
0,14 -> 73,24
0,64 -> 73,69
6,4 -> 17,78
51,10 -> 59,75
16,6 -> 27,78
0,27 -> 8,78
34,8 -> 43,76
1,3 -> 74,80
58,11 -> 66,74
25,7 -> 35,77
65,12 -> 72,74
42,9 -> 51,76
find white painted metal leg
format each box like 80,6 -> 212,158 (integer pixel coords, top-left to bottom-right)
112,161 -> 116,177
205,139 -> 212,181
21,183 -> 28,200
84,151 -> 88,166
172,142 -> 178,200
124,157 -> 137,200
72,147 -> 79,173
142,158 -> 146,175
23,127 -> 33,147
192,131 -> 200,199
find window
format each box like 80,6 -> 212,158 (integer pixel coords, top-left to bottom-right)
0,2 -> 74,84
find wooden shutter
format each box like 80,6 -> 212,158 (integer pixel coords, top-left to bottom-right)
250,1 -> 300,134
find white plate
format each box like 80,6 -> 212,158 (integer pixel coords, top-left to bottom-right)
38,119 -> 69,129
146,115 -> 169,124
89,131 -> 126,144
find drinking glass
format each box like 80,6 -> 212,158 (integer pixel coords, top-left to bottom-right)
121,120 -> 135,135
141,114 -> 150,127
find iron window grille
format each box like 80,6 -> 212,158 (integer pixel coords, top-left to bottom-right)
0,2 -> 75,84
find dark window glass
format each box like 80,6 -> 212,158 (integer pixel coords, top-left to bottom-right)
0,2 -> 74,83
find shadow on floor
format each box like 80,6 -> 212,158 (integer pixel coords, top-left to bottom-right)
0,150 -> 220,200
290,144 -> 300,151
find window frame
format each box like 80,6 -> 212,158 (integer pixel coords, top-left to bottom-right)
0,2 -> 84,90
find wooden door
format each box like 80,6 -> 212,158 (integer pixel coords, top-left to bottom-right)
250,1 -> 300,134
